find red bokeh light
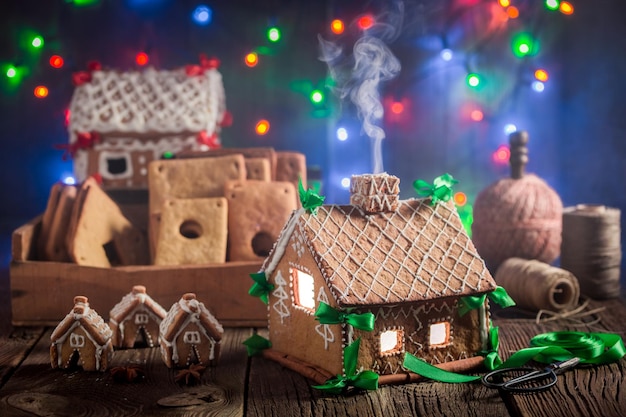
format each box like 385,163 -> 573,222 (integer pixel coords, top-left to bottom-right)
357,14 -> 375,30
470,110 -> 484,121
135,52 -> 149,66
492,145 -> 511,164
49,55 -> 64,69
390,102 -> 404,114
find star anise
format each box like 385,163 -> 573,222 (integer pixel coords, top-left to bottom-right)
110,364 -> 145,383
175,364 -> 206,385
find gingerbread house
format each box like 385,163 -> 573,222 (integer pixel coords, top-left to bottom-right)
109,285 -> 167,348
259,173 -> 497,380
66,56 -> 229,189
159,293 -> 224,368
50,296 -> 113,372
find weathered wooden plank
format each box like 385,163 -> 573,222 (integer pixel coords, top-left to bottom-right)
492,298 -> 626,417
0,328 -> 45,389
0,328 -> 252,417
10,259 -> 265,327
246,332 -> 511,416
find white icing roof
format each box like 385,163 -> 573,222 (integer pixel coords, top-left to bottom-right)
68,67 -> 226,142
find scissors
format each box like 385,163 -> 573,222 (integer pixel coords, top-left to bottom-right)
482,357 -> 580,394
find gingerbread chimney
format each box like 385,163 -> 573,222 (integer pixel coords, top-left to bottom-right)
350,173 -> 400,213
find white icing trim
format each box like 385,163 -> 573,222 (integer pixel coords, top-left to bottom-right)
314,287 -> 335,350
263,208 -> 305,277
271,270 -> 290,325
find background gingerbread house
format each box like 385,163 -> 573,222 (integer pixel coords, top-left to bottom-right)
50,296 -> 113,372
159,293 -> 224,368
109,285 -> 167,348
67,58 -> 228,189
261,173 -> 497,378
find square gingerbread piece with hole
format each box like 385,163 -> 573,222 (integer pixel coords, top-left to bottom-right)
224,180 -> 297,262
154,197 -> 228,265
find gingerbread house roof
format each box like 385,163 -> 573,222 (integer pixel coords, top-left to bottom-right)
159,293 -> 223,343
68,66 -> 226,143
262,199 -> 496,307
109,285 -> 167,323
50,296 -> 113,346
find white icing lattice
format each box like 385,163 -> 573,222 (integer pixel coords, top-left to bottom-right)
299,200 -> 494,305
69,68 -> 225,137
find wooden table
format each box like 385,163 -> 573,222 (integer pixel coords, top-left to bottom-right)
1,293 -> 625,416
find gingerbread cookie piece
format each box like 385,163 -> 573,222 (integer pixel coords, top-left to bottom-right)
154,197 -> 228,265
225,180 -> 297,261
43,184 -> 77,262
159,293 -> 224,368
177,147 -> 277,179
147,154 -> 246,257
37,183 -> 63,260
109,285 -> 167,349
67,177 -> 149,267
50,296 -> 113,372
245,157 -> 271,181
276,151 -> 307,185
275,151 -> 307,206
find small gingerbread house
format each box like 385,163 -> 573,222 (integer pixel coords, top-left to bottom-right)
50,296 -> 113,372
159,293 -> 224,368
67,56 -> 229,189
260,173 -> 497,380
109,285 -> 167,348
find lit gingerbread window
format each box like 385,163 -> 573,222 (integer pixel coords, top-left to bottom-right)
429,321 -> 450,347
380,329 -> 404,355
291,268 -> 315,311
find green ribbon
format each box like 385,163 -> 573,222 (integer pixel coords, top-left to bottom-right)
483,326 -> 502,370
248,271 -> 274,304
313,338 -> 379,394
413,173 -> 458,206
299,178 -> 325,214
402,331 -> 626,384
243,334 -> 272,357
458,286 -> 516,316
314,302 -> 376,332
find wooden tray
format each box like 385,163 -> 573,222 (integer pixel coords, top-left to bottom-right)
10,217 -> 266,327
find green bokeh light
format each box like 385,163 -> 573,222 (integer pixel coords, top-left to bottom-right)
310,90 -> 324,104
267,27 -> 281,42
511,32 -> 539,58
545,0 -> 559,10
31,36 -> 44,49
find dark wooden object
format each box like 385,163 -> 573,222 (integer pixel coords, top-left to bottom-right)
509,130 -> 529,180
1,297 -> 625,416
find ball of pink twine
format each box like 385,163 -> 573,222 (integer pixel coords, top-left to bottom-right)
472,174 -> 563,273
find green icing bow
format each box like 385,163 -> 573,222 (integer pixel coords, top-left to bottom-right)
243,334 -> 272,357
313,338 -> 379,394
299,178 -> 325,214
248,271 -> 274,305
457,286 -> 516,316
413,173 -> 458,206
314,302 -> 376,332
